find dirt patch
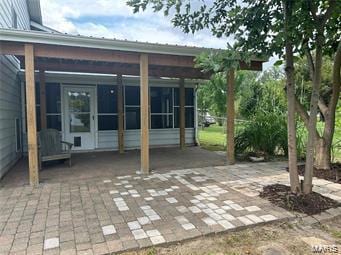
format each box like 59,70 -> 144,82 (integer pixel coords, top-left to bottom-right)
286,163 -> 341,183
259,184 -> 340,215
121,218 -> 341,255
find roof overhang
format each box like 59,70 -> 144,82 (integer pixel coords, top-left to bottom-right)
0,29 -> 265,79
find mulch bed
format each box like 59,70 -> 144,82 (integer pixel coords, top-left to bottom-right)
286,163 -> 341,183
259,184 -> 340,215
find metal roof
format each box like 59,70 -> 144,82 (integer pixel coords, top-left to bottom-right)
0,28 -> 266,61
27,0 -> 42,24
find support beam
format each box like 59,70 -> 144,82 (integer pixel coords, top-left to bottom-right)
25,44 -> 39,186
226,69 -> 235,165
179,78 -> 186,149
140,54 -> 149,174
39,69 -> 47,129
117,74 -> 124,153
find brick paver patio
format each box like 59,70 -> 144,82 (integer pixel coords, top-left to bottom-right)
1,161 -> 340,255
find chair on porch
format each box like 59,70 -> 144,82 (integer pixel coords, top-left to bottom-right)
38,129 -> 73,169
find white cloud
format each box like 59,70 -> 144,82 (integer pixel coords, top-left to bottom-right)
40,0 -> 228,49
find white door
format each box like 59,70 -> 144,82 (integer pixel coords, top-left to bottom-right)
63,86 -> 96,150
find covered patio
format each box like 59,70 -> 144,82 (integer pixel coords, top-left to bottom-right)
0,28 -> 263,186
0,147 -> 226,188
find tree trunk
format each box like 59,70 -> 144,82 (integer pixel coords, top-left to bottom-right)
282,0 -> 300,193
303,34 -> 324,194
314,137 -> 331,170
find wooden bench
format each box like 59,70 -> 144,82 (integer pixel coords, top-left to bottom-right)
38,129 -> 73,169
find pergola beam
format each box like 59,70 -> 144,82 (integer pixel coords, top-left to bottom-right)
24,44 -> 39,186
117,74 -> 124,154
22,58 -> 210,79
226,69 -> 235,165
140,54 -> 149,174
179,78 -> 186,149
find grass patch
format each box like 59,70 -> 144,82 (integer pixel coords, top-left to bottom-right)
198,124 -> 226,151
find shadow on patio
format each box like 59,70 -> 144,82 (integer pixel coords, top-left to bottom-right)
1,147 -> 226,187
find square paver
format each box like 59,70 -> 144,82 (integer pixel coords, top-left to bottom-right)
44,238 -> 59,250
128,221 -> 141,230
182,223 -> 195,230
102,225 -> 116,235
150,235 -> 165,245
137,217 -> 151,225
202,217 -> 217,226
260,214 -> 278,222
165,197 -> 178,204
146,230 -> 161,237
245,206 -> 261,212
132,229 -> 148,240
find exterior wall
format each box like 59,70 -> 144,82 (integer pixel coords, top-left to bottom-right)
20,73 -> 197,152
0,0 -> 30,178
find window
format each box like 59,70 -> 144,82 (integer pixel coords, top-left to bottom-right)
15,118 -> 21,152
125,86 -> 140,129
11,6 -> 17,28
150,87 -> 173,129
174,88 -> 195,128
46,83 -> 62,131
97,85 -> 118,130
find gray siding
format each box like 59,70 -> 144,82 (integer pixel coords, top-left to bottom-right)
97,129 -> 195,150
0,0 -> 30,178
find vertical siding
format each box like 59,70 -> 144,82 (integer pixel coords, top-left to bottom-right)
0,0 -> 30,178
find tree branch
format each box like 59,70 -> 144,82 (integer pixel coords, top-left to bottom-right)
318,98 -> 329,116
321,0 -> 336,25
294,95 -> 321,139
329,42 -> 341,113
305,47 -> 315,81
308,0 -> 336,26
295,96 -> 310,127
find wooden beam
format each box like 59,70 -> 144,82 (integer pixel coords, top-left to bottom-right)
117,74 -> 124,153
27,59 -> 210,79
0,42 -> 24,55
226,69 -> 235,165
25,44 -> 39,186
39,69 -> 47,129
140,54 -> 149,174
2,41 -> 263,71
179,78 -> 186,149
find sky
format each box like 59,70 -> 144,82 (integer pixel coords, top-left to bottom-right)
40,0 -> 275,69
40,0 -> 228,49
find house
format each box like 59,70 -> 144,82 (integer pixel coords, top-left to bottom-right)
0,0 -> 264,186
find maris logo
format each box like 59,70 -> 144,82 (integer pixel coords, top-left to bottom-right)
312,245 -> 339,253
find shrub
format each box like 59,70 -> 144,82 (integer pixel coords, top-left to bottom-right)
235,111 -> 288,157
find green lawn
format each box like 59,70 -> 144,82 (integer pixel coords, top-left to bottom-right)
198,124 -> 226,151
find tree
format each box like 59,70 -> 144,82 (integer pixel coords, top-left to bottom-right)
197,71 -> 259,123
127,0 -> 339,194
295,52 -> 341,171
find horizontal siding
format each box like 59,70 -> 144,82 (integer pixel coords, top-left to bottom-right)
0,0 -> 30,178
97,129 -> 195,150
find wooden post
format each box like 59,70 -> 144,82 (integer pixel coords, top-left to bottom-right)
117,74 -> 124,153
140,54 -> 149,174
179,78 -> 185,149
25,44 -> 39,186
39,69 -> 47,129
226,69 -> 235,165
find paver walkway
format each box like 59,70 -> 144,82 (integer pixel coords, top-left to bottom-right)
0,162 -> 340,255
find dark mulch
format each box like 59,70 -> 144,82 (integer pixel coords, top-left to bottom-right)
286,163 -> 341,183
259,184 -> 340,215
